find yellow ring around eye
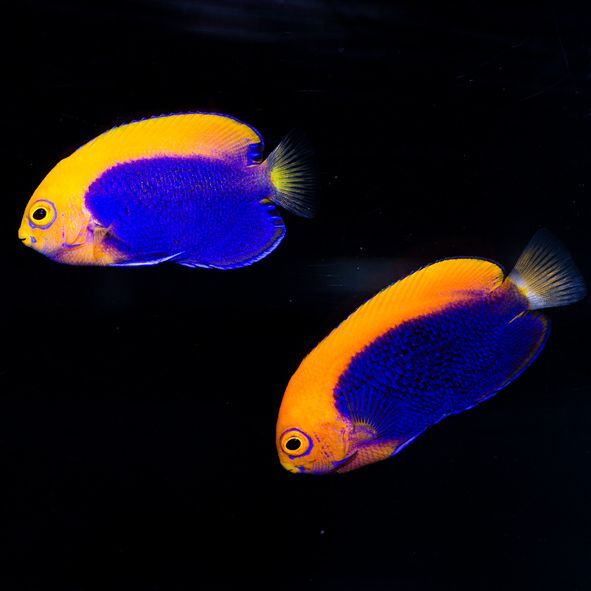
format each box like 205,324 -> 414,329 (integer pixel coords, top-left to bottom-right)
280,430 -> 310,457
28,200 -> 56,228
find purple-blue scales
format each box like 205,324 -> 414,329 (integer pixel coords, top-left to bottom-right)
334,287 -> 549,448
84,155 -> 283,268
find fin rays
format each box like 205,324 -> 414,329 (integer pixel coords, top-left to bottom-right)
508,229 -> 586,309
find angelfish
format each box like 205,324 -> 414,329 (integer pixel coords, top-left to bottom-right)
276,231 -> 586,474
18,112 -> 313,268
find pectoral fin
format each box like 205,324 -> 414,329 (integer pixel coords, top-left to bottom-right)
62,217 -> 88,248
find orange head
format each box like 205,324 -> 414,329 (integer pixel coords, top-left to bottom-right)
18,158 -> 118,265
18,155 -> 91,259
276,419 -> 356,475
276,330 -> 406,475
275,356 -> 376,475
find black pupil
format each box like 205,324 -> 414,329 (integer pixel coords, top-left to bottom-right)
285,438 -> 301,451
33,208 -> 47,221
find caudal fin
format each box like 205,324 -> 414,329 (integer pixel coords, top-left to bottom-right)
266,132 -> 315,218
508,229 -> 586,310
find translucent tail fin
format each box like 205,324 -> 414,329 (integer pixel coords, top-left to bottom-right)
266,132 -> 315,218
508,229 -> 586,310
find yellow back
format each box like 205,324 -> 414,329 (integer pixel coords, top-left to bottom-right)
39,113 -> 261,201
279,258 -> 505,429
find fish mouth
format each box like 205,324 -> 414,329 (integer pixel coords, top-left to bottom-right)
18,230 -> 36,246
330,451 -> 358,474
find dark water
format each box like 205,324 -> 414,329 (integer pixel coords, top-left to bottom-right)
3,1 -> 591,589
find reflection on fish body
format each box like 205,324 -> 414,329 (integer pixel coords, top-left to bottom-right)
276,231 -> 586,475
18,113 -> 314,268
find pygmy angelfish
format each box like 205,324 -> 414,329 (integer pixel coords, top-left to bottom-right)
18,113 -> 313,268
276,231 -> 586,474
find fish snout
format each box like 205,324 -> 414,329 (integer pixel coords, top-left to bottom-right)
18,230 -> 33,247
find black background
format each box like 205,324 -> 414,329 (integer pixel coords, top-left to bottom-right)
2,1 -> 591,589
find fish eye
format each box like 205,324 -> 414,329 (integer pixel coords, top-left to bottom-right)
280,429 -> 312,457
285,437 -> 301,451
28,201 -> 56,228
33,208 -> 47,220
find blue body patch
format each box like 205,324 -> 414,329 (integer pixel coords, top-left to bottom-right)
84,155 -> 283,268
334,289 -> 548,447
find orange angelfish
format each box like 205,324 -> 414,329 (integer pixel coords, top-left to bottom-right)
276,231 -> 586,474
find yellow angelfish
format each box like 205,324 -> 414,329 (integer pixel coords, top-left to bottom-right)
19,112 -> 313,268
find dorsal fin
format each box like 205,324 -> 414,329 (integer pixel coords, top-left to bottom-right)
305,258 -> 505,377
77,112 -> 262,163
51,113 -> 264,201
